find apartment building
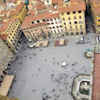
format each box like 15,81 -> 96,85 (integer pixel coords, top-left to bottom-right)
46,12 -> 65,38
58,0 -> 86,35
22,8 -> 66,40
21,13 -> 49,42
1,19 -> 22,52
89,0 -> 100,34
0,2 -> 28,24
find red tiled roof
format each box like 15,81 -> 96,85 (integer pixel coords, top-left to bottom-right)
93,53 -> 100,100
52,0 -> 58,4
21,11 -> 59,29
90,0 -> 100,16
10,2 -> 25,16
0,22 -> 8,33
58,0 -> 86,13
36,1 -> 47,11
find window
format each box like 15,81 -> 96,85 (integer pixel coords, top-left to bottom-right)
67,12 -> 70,15
63,18 -> 65,21
69,22 -> 71,24
64,23 -> 66,25
57,26 -> 59,28
80,32 -> 83,35
68,17 -> 71,20
74,16 -> 77,19
43,19 -> 45,22
76,32 -> 79,35
53,26 -> 55,28
37,20 -> 40,23
47,19 -> 49,21
71,32 -> 73,35
60,25 -> 62,27
79,16 -> 82,19
61,12 -> 64,15
50,19 -> 53,21
54,18 -> 57,20
74,21 -> 77,24
78,11 -> 82,13
73,11 -> 76,14
32,21 -> 34,24
47,23 -> 50,25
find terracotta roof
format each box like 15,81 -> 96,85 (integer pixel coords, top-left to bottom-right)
52,0 -> 58,4
10,2 -> 25,16
58,0 -> 86,13
90,0 -> 100,16
36,1 -> 47,11
93,53 -> 100,100
21,11 -> 59,29
0,2 -> 25,20
0,22 -> 8,33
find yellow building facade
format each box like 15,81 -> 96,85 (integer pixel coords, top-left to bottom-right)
2,19 -> 21,52
58,0 -> 86,35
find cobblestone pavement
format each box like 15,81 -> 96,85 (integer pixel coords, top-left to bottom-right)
9,33 -> 95,100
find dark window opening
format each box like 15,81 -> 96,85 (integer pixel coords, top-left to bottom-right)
76,32 -> 79,35
73,11 -> 76,14
74,21 -> 77,24
68,17 -> 71,20
74,16 -> 77,19
79,16 -> 82,19
63,18 -> 65,21
64,23 -> 66,25
32,21 -> 34,24
47,19 -> 49,21
69,22 -> 71,24
71,32 -> 73,35
78,10 -> 82,13
60,25 -> 62,27
67,12 -> 70,15
80,32 -> 83,35
37,20 -> 40,23
43,19 -> 45,22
